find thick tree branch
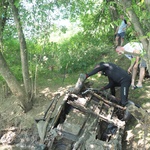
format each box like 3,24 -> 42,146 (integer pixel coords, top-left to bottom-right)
145,0 -> 150,12
9,0 -> 32,98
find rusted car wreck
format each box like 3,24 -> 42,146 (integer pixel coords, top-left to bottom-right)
36,76 -> 150,150
36,79 -> 128,149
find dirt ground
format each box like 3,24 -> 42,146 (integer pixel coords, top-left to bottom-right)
0,85 -> 72,149
0,77 -> 150,150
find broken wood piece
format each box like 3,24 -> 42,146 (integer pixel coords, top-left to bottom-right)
90,91 -> 125,110
67,101 -> 125,128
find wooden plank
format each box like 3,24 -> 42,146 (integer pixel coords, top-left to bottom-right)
67,101 -> 125,128
90,91 -> 125,110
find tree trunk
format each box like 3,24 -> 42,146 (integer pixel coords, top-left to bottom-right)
0,52 -> 32,112
145,0 -> 150,12
9,0 -> 32,97
0,0 -> 32,112
107,0 -> 119,23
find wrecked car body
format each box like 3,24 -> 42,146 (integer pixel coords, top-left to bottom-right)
36,79 -> 130,150
36,74 -> 150,150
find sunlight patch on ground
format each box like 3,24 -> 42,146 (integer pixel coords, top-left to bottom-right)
143,102 -> 150,112
126,130 -> 134,142
0,145 -> 13,150
145,90 -> 150,97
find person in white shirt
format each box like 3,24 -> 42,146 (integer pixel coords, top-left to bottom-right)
116,42 -> 147,89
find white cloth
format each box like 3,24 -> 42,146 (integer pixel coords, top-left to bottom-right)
123,42 -> 143,59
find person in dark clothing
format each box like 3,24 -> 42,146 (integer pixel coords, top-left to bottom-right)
82,62 -> 131,106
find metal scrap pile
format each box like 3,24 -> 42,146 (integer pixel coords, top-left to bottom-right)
35,75 -> 150,150
36,78 -> 130,150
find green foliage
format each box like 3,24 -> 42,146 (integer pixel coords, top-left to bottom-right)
2,39 -> 22,81
26,40 -> 58,77
78,2 -> 118,45
14,0 -> 20,8
55,31 -> 114,73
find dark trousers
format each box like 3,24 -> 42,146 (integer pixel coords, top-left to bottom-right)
110,81 -> 131,106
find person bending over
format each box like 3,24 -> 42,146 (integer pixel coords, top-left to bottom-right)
116,42 -> 147,89
79,62 -> 131,107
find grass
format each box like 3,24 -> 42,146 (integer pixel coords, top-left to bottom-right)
0,45 -> 150,149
